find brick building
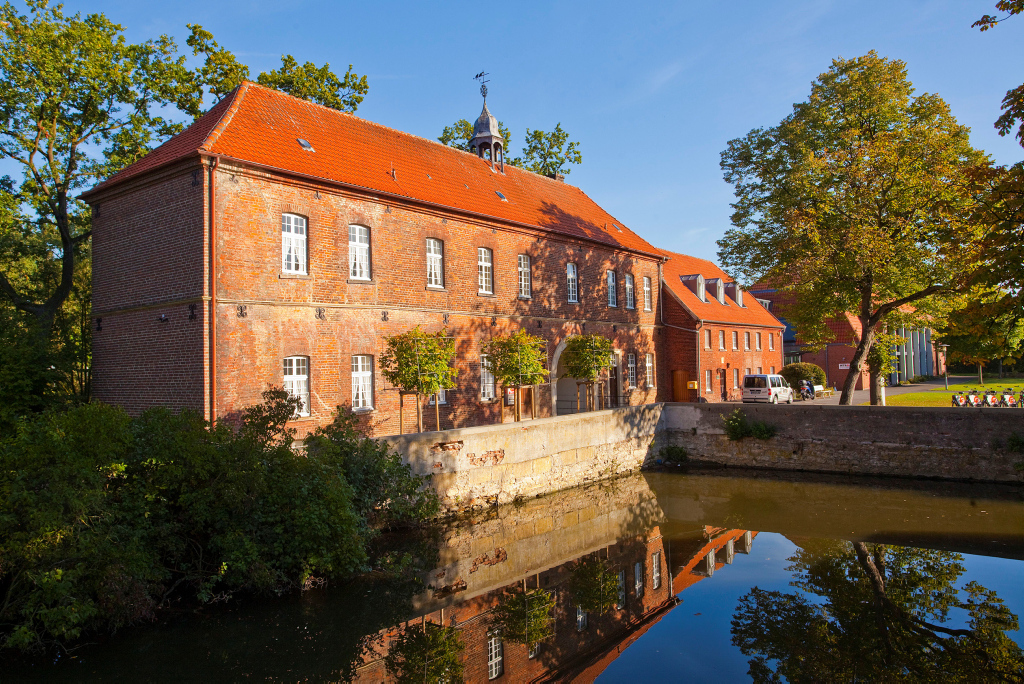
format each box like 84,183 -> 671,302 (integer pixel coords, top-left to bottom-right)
657,250 -> 784,402
83,82 -> 669,437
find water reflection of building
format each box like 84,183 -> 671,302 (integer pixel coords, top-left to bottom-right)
353,478 -> 757,682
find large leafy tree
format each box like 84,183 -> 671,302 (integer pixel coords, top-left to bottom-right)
718,52 -> 988,405
975,1 -> 1024,147
731,540 -> 1024,681
938,294 -> 1024,385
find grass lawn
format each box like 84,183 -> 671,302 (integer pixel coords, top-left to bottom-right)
870,380 -> 1024,407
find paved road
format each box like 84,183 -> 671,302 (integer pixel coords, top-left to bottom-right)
788,376 -> 971,406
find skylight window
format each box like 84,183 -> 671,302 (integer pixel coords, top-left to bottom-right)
612,223 -> 622,232
297,138 -> 314,151
495,190 -> 508,202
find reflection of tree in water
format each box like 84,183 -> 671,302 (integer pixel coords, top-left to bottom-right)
731,540 -> 1024,682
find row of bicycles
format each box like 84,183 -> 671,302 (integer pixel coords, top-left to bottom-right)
951,389 -> 1022,408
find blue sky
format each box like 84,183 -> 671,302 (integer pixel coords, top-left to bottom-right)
55,0 -> 1024,264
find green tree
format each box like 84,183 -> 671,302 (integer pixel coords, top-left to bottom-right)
569,555 -> 620,613
490,586 -> 556,648
519,123 -> 582,176
438,118 -> 514,156
383,621 -> 464,684
560,334 -> 613,411
865,325 -> 906,404
187,25 -> 368,112
939,295 -> 1024,385
379,326 -> 457,433
974,2 -> 1024,147
0,0 -> 200,340
718,52 -> 988,405
731,540 -> 1024,681
481,329 -> 549,421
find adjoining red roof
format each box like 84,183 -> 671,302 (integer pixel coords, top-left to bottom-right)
86,82 -> 659,256
659,249 -> 784,328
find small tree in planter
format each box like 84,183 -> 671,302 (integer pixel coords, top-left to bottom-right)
569,555 -> 620,613
490,583 -> 557,650
482,329 -> 549,422
560,334 -> 613,412
383,621 -> 464,683
380,326 -> 457,433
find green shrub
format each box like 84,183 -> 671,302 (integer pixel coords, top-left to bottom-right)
0,389 -> 438,652
491,587 -> 556,646
383,621 -> 464,684
779,363 -> 827,388
1007,432 -> 1024,454
660,445 -> 688,462
569,556 -> 620,613
722,409 -> 778,441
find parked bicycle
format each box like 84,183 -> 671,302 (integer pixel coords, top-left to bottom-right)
951,392 -> 968,407
1000,389 -> 1019,408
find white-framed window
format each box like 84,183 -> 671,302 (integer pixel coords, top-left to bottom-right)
769,332 -> 775,351
567,262 -> 578,303
627,353 -> 637,387
518,254 -> 531,298
528,642 -> 540,659
643,276 -> 652,311
732,331 -> 739,350
487,632 -> 504,679
744,332 -> 751,351
281,214 -> 307,274
283,356 -> 310,417
617,569 -> 626,608
576,605 -> 588,631
624,274 -> 635,309
348,224 -> 370,280
705,369 -> 712,393
634,561 -> 644,597
351,355 -> 373,409
704,329 -> 712,350
756,332 -> 762,351
757,366 -> 763,374
770,366 -> 776,374
652,552 -> 662,589
745,367 -> 751,377
428,388 -> 447,405
733,368 -> 740,388
426,238 -> 444,288
607,270 -> 617,307
719,330 -> 726,350
478,247 -> 493,294
645,353 -> 654,388
480,354 -> 496,400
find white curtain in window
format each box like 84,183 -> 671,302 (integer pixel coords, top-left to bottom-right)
283,356 -> 310,416
624,274 -> 635,308
348,225 -> 370,279
426,238 -> 443,287
518,254 -> 531,297
487,633 -> 504,679
567,263 -> 578,302
281,214 -> 307,274
607,271 -> 617,306
646,353 -> 654,387
480,354 -> 496,400
478,248 -> 493,294
627,353 -> 637,387
351,355 -> 373,409
643,277 -> 652,310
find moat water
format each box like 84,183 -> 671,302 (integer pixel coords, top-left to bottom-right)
9,469 -> 1024,682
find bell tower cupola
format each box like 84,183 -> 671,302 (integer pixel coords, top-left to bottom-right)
470,72 -> 504,172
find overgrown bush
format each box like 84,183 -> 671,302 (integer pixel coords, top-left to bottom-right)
779,363 -> 827,388
0,389 -> 438,652
660,445 -> 688,462
722,409 -> 778,441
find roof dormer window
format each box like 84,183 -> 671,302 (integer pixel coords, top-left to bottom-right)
706,278 -> 727,305
680,274 -> 706,302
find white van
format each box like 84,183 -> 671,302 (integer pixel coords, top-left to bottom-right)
742,374 -> 793,404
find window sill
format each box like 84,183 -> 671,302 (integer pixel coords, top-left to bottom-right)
626,306 -> 635,311
352,407 -> 375,414
347,278 -> 375,285
608,305 -> 619,308
279,273 -> 312,280
478,292 -> 496,298
426,285 -> 447,292
287,416 -> 315,422
517,295 -> 532,301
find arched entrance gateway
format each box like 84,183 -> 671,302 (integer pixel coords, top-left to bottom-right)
551,338 -> 619,416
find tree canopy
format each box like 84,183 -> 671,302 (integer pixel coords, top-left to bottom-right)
974,1 -> 1024,147
560,334 -> 613,383
718,52 -> 988,404
731,540 -> 1024,681
481,329 -> 549,388
379,326 -> 457,398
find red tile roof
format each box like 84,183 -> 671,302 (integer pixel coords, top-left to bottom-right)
85,82 -> 660,256
660,249 -> 784,328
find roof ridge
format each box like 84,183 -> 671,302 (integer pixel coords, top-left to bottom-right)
201,82 -> 251,152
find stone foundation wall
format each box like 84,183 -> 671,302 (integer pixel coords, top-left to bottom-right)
658,403 -> 1024,483
379,404 -> 663,513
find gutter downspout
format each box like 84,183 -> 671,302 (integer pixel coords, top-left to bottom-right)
658,260 -> 702,400
209,156 -> 220,423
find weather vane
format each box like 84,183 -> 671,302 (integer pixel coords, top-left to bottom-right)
474,71 -> 489,99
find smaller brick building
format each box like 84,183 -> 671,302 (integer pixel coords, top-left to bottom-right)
657,250 -> 784,402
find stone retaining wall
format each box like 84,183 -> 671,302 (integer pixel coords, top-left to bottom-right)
658,403 -> 1024,483
379,404 -> 663,513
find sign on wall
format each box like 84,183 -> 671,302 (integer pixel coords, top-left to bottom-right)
838,363 -> 851,370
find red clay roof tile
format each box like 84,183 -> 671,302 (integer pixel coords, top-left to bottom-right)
87,82 -> 660,256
